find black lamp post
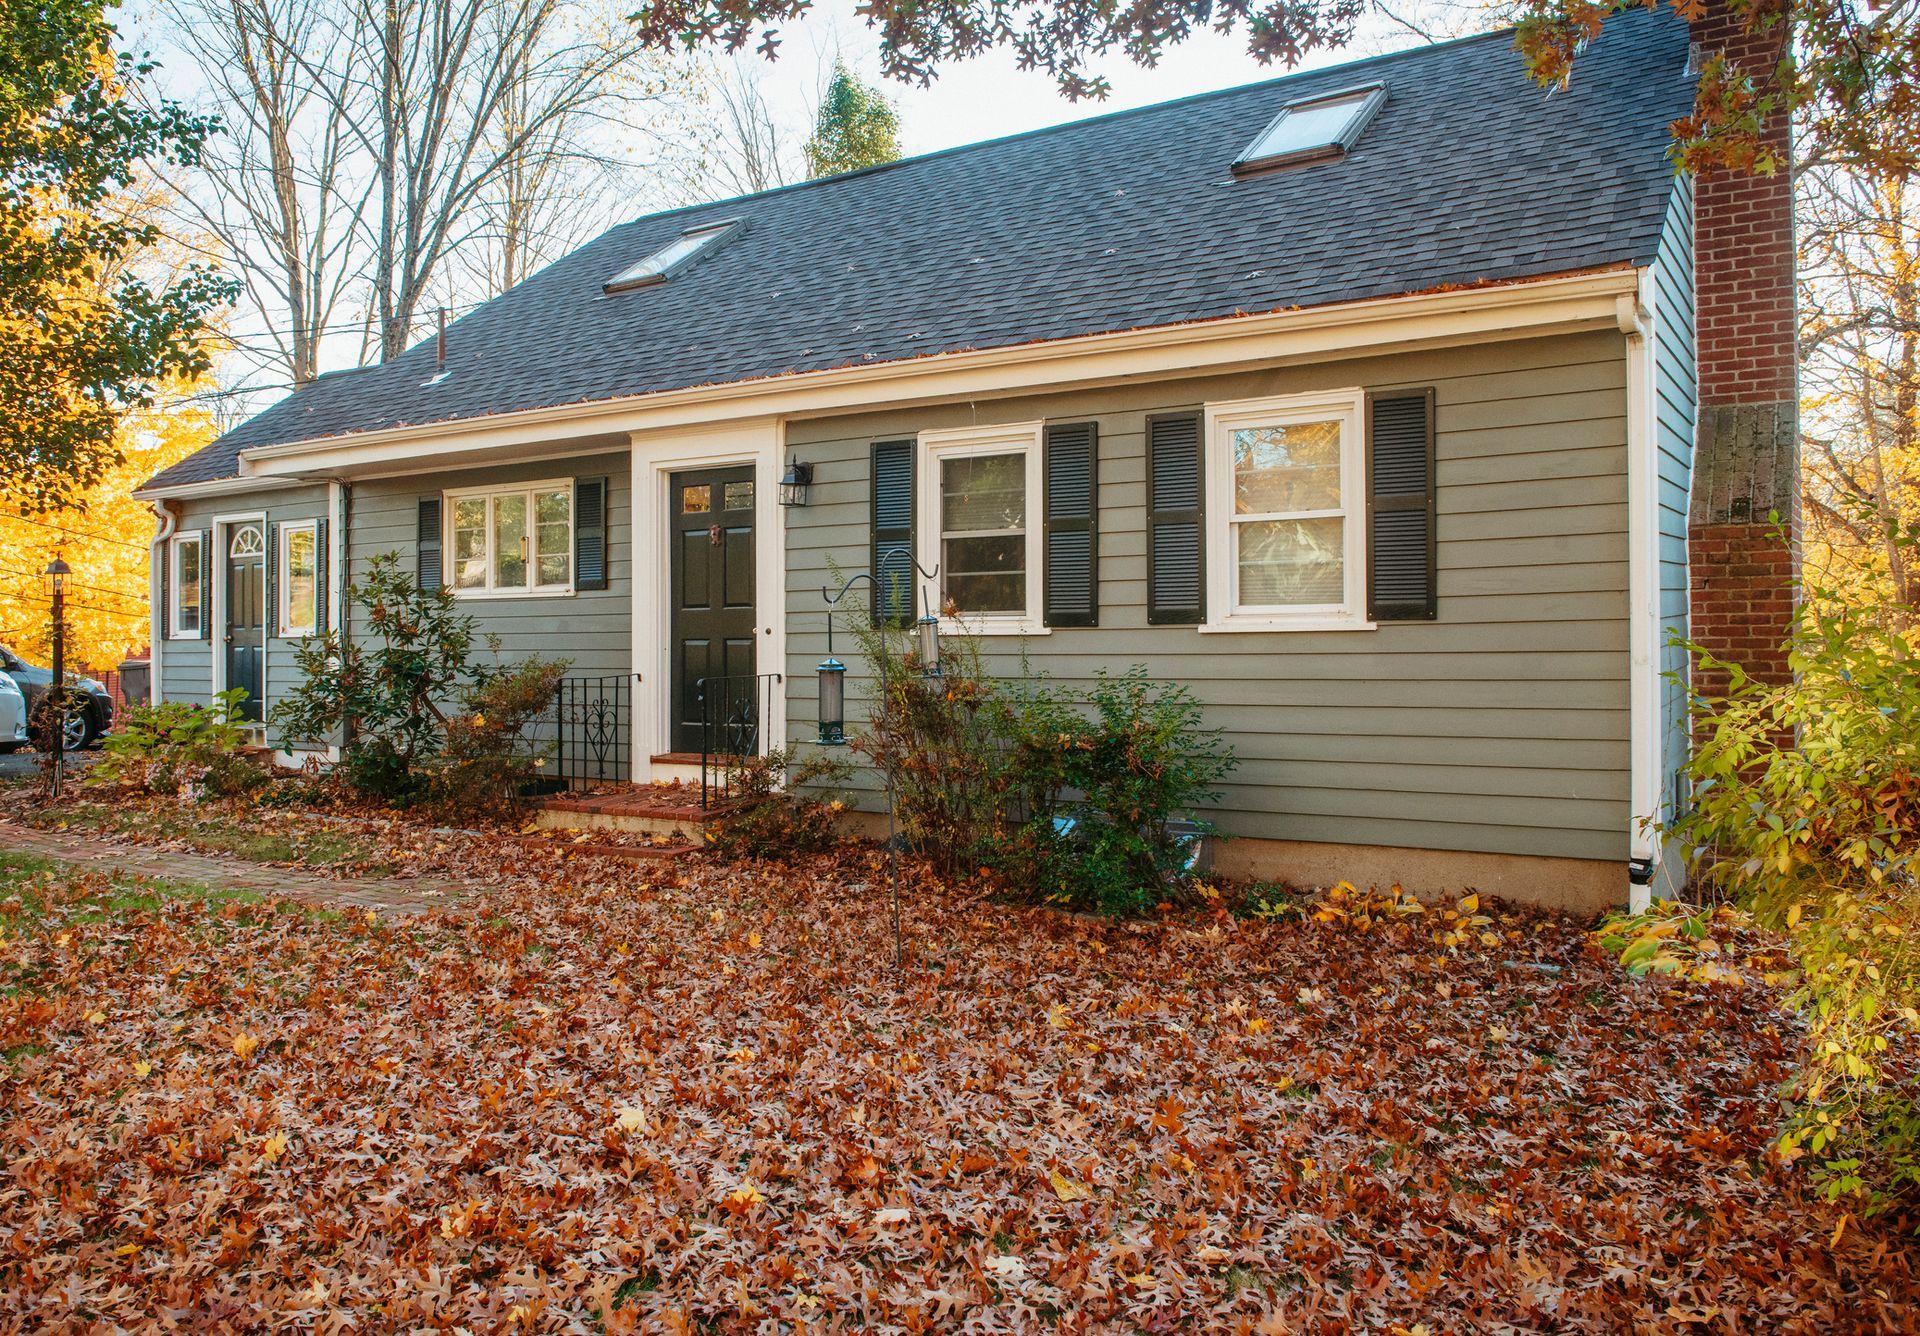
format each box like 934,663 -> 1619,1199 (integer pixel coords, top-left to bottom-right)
44,557 -> 69,796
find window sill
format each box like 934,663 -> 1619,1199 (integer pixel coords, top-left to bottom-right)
449,586 -> 575,601
938,617 -> 1051,638
1199,615 -> 1377,634
166,632 -> 205,642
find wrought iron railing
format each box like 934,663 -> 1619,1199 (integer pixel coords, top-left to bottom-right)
697,672 -> 783,808
553,674 -> 637,789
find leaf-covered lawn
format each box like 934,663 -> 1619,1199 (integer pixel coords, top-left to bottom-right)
0,848 -> 1912,1331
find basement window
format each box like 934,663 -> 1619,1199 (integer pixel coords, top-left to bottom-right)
603,219 -> 737,293
1233,84 -> 1386,175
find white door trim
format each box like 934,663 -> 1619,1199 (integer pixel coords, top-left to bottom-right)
207,510 -> 267,710
629,420 -> 785,780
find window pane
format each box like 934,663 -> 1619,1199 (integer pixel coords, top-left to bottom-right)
941,453 -> 1025,532
723,480 -> 754,511
681,484 -> 710,514
943,533 -> 1025,615
285,528 -> 317,633
178,539 -> 201,630
1234,420 -> 1343,514
453,497 -> 488,589
535,489 -> 570,587
1237,517 -> 1345,606
493,493 -> 527,588
1242,91 -> 1373,164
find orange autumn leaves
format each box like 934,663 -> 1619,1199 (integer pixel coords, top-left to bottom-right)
0,837 -> 1915,1331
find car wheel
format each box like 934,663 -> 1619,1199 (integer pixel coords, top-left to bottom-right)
61,711 -> 87,753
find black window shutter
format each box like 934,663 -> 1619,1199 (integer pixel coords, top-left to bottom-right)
314,517 -> 330,635
417,498 -> 443,592
1147,412 -> 1205,625
1367,388 -> 1438,621
575,477 -> 609,590
264,520 -> 278,639
1043,421 -> 1099,627
871,439 -> 915,626
200,532 -> 213,637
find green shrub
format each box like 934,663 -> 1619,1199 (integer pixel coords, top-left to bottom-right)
431,657 -> 571,817
848,618 -> 1234,911
93,688 -> 261,797
275,552 -> 549,805
703,748 -> 854,862
1663,600 -> 1920,1212
1006,669 -> 1231,914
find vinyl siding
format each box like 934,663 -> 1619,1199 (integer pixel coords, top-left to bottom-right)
1651,179 -> 1697,823
158,454 -> 632,746
345,451 -> 632,678
157,486 -> 330,715
785,330 -> 1633,863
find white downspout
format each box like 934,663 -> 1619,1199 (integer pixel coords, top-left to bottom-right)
1621,277 -> 1662,914
148,501 -> 178,706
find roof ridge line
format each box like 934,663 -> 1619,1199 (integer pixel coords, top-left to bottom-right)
607,22 -> 1529,231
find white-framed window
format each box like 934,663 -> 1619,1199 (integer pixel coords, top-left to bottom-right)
278,520 -> 318,636
917,422 -> 1045,634
444,480 -> 573,597
1203,390 -> 1371,633
170,531 -> 204,639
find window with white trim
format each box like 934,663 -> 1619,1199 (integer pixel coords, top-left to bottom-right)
171,532 -> 203,638
1204,391 -> 1369,631
918,423 -> 1044,632
445,481 -> 573,596
279,521 -> 318,635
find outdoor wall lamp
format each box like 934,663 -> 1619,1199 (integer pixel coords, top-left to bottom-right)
779,459 -> 814,507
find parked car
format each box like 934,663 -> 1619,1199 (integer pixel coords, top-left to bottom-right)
0,645 -> 113,750
0,671 -> 25,754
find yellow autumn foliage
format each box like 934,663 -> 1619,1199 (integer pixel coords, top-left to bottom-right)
0,386 -> 215,669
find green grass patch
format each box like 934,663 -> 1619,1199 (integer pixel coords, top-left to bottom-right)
35,800 -> 391,876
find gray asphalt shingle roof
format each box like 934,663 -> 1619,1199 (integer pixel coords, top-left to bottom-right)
147,7 -> 1693,490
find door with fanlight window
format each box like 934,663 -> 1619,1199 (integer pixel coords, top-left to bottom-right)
669,467 -> 755,754
225,522 -> 266,722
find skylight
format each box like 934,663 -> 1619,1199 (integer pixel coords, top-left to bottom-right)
604,219 -> 737,292
1233,84 -> 1386,176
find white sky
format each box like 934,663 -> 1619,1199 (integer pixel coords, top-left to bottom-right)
110,0 -> 1474,404
735,6 -> 1436,161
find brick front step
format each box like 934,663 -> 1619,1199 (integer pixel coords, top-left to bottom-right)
530,786 -> 726,842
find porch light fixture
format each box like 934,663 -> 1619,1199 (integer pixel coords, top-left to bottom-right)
915,612 -> 941,678
816,655 -> 847,746
780,459 -> 814,508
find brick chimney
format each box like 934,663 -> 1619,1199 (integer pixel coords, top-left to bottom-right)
1687,3 -> 1799,696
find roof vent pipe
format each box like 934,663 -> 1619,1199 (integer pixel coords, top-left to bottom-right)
436,308 -> 447,370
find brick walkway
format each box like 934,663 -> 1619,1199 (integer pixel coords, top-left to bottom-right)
0,822 -> 472,915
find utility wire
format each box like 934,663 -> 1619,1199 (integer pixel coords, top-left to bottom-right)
0,568 -> 147,612
0,511 -> 149,551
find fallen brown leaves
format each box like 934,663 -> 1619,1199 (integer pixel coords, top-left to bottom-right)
0,848 -> 1915,1332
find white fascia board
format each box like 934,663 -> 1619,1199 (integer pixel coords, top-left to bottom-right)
220,268 -> 1641,484
132,474 -> 316,502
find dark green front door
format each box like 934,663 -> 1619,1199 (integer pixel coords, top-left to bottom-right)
670,467 -> 756,754
225,522 -> 266,723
